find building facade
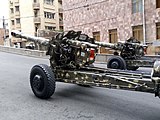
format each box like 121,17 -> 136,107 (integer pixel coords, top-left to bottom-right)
0,28 -> 9,46
63,0 -> 160,54
9,0 -> 63,48
0,28 -> 4,45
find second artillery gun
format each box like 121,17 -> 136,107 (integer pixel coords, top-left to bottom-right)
95,38 -> 154,71
11,30 -> 160,100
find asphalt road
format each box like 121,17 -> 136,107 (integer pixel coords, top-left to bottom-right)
0,51 -> 160,120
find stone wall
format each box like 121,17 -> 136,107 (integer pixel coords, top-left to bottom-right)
63,0 -> 160,54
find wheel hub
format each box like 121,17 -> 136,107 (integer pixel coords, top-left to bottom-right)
33,75 -> 42,90
111,61 -> 119,69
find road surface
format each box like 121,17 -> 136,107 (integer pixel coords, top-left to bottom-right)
0,51 -> 160,120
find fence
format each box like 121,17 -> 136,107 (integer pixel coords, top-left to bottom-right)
0,45 -> 47,58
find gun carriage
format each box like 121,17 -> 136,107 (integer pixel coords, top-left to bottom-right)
96,38 -> 155,71
96,37 -> 156,71
11,30 -> 160,99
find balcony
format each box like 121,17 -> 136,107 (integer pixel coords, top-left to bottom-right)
16,24 -> 21,29
10,14 -> 14,18
44,4 -> 55,10
33,3 -> 40,9
11,26 -> 15,31
45,18 -> 56,24
15,0 -> 19,3
15,12 -> 20,16
15,0 -> 19,6
34,17 -> 41,23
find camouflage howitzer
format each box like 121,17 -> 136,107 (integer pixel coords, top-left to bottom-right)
95,38 -> 152,71
11,30 -> 160,99
95,37 -> 147,59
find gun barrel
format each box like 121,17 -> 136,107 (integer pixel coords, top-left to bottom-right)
95,41 -> 118,50
67,39 -> 98,48
11,30 -> 49,46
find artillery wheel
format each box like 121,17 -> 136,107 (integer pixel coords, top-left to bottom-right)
30,64 -> 56,99
107,56 -> 126,70
127,66 -> 139,71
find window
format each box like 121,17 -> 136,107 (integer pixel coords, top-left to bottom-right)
109,29 -> 118,43
132,0 -> 142,13
93,31 -> 102,53
157,0 -> 160,8
132,25 -> 143,42
45,26 -> 56,31
156,23 -> 160,39
11,20 -> 14,25
16,18 -> 20,24
58,0 -> 62,5
93,31 -> 108,53
93,31 -> 100,41
15,6 -> 19,12
34,10 -> 39,17
10,1 -> 13,5
10,8 -> 14,13
156,23 -> 160,54
60,26 -> 63,31
34,0 -> 37,3
44,12 -> 55,19
35,26 -> 38,32
44,0 -> 54,5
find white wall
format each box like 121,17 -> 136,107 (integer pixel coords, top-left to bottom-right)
19,0 -> 35,35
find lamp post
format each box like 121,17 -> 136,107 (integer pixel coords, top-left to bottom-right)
142,0 -> 146,45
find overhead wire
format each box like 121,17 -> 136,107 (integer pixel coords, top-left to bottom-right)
63,0 -> 109,11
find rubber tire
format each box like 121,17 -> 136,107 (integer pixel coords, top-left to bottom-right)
107,56 -> 126,70
30,64 -> 56,99
127,66 -> 139,71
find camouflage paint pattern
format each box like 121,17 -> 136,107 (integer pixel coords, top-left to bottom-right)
55,67 -> 154,93
11,30 -> 160,97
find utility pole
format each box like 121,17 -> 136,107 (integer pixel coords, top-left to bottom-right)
2,16 -> 6,44
142,0 -> 146,45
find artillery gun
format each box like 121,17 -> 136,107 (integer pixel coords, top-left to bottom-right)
11,30 -> 160,99
95,38 -> 153,71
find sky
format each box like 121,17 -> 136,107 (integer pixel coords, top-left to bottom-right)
0,0 -> 9,28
